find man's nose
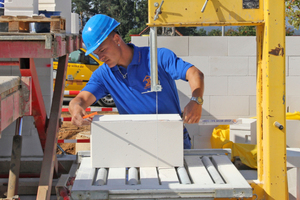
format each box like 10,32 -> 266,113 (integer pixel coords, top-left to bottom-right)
98,54 -> 105,62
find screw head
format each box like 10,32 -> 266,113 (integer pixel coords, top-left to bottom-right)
154,2 -> 159,7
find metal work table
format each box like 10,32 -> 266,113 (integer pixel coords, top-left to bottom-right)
71,149 -> 252,199
0,32 -> 81,200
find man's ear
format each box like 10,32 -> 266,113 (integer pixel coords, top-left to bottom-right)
113,33 -> 120,45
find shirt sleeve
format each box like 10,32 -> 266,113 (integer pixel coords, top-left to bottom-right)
157,48 -> 193,81
81,67 -> 109,100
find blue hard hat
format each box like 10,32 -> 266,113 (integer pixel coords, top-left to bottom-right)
82,14 -> 120,55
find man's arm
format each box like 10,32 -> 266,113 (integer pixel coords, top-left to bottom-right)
182,66 -> 204,124
69,91 -> 97,126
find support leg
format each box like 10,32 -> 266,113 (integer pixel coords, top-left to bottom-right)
37,55 -> 68,200
7,117 -> 23,198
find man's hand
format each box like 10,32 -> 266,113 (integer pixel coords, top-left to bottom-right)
70,104 -> 92,126
68,91 -> 97,127
183,66 -> 204,124
182,101 -> 202,124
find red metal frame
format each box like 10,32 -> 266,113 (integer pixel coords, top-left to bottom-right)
20,59 -> 48,148
0,33 -> 82,200
0,61 -> 19,66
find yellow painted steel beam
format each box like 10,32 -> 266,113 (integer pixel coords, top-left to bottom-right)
148,0 -> 264,27
256,24 -> 264,190
261,0 -> 287,199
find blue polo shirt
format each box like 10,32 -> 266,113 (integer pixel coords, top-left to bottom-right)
82,44 -> 193,115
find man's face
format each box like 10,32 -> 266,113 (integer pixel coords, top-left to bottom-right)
93,33 -> 120,68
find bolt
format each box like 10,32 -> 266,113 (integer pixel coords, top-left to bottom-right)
154,2 -> 159,7
274,121 -> 284,130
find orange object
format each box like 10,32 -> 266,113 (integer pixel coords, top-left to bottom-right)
83,112 -> 97,119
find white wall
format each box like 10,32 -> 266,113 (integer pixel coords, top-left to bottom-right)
131,36 -> 300,148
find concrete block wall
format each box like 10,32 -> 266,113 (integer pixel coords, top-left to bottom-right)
131,36 -> 300,148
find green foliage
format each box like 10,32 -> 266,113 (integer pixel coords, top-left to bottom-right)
286,27 -> 295,36
72,0 -> 148,42
237,26 -> 256,36
208,29 -> 222,36
195,28 -> 207,36
286,0 -> 300,30
225,28 -> 239,36
176,27 -> 199,36
124,26 -> 147,43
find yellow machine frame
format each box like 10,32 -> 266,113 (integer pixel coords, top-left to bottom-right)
148,0 -> 287,199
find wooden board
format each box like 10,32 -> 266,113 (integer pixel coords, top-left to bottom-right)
0,15 -> 66,33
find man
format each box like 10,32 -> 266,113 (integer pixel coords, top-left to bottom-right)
69,14 -> 204,149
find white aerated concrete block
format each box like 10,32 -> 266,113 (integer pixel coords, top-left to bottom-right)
286,37 -> 300,56
205,76 -> 228,95
286,77 -> 300,96
189,36 -> 228,56
286,120 -> 300,148
248,56 -> 256,76
91,114 -> 183,168
289,57 -> 300,76
228,37 -> 256,56
249,95 -> 256,117
131,36 -> 149,46
228,76 -> 256,95
4,0 -> 38,15
287,95 -> 300,112
180,56 -> 209,76
209,56 -> 249,76
71,13 -> 79,34
175,79 -> 191,96
230,118 -> 256,144
158,36 -> 188,56
209,96 -> 249,117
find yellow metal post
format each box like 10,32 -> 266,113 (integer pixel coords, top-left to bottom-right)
256,24 -> 264,185
148,0 -> 288,198
261,0 -> 287,199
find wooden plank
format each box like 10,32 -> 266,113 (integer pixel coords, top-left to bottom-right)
140,167 -> 160,186
185,156 -> 214,185
107,168 -> 126,186
211,155 -> 250,186
158,167 -> 179,185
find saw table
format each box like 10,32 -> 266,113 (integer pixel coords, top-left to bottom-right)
71,149 -> 252,199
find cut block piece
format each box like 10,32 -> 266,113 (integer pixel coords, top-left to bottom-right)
91,114 -> 183,168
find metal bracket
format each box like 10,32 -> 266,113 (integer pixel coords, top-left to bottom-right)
201,0 -> 209,13
243,0 -> 259,9
154,0 -> 164,21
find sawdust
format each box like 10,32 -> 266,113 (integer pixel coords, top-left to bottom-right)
57,111 -> 118,155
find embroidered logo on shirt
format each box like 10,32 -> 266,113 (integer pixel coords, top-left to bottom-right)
143,75 -> 151,89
